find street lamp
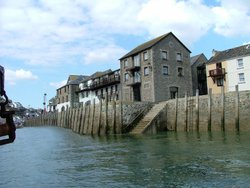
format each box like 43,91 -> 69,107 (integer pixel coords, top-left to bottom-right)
43,93 -> 47,114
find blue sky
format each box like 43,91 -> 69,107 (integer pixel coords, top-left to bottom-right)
1,0 -> 250,108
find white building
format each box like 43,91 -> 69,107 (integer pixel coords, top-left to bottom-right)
207,44 -> 250,93
77,69 -> 120,105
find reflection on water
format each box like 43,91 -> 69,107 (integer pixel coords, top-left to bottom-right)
0,126 -> 249,188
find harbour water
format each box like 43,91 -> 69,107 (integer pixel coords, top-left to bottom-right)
0,126 -> 249,187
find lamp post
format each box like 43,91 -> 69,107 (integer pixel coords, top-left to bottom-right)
43,93 -> 47,114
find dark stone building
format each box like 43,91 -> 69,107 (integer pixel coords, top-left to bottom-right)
120,32 -> 193,102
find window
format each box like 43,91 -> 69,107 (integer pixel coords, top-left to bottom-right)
124,59 -> 128,68
161,51 -> 168,60
133,54 -> 140,66
237,59 -> 244,69
176,52 -> 182,61
239,73 -> 245,83
217,78 -> 224,86
162,66 -> 169,75
66,95 -> 68,102
134,71 -> 141,83
144,67 -> 149,76
177,67 -> 183,76
143,51 -> 148,60
124,73 -> 129,82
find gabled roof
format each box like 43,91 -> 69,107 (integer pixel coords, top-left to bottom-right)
120,32 -> 191,60
67,75 -> 88,85
207,44 -> 250,64
191,53 -> 207,66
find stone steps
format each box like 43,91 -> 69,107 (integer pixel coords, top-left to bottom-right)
130,101 -> 167,134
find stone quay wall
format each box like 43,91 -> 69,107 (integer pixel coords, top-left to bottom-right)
25,88 -> 250,135
25,100 -> 153,135
163,88 -> 250,132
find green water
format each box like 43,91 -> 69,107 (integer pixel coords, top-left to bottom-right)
0,126 -> 249,187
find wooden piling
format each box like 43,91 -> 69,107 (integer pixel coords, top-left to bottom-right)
174,94 -> 178,131
235,85 -> 239,131
221,86 -> 225,131
104,95 -> 108,134
112,100 -> 116,134
184,92 -> 188,132
195,89 -> 199,132
98,99 -> 102,135
91,99 -> 95,135
208,88 -> 212,132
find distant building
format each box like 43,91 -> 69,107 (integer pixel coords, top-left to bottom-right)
56,75 -> 88,112
77,69 -> 120,105
119,32 -> 192,102
207,44 -> 250,94
191,53 -> 208,95
47,97 -> 57,112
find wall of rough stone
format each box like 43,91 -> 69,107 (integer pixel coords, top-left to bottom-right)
165,90 -> 250,132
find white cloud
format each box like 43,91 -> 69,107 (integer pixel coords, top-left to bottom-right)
49,80 -> 67,88
137,0 -> 214,46
1,0 -> 250,68
5,69 -> 38,85
83,44 -> 127,65
212,0 -> 250,36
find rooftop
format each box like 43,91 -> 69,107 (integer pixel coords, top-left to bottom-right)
207,44 -> 250,64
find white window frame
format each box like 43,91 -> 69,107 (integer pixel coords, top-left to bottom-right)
124,73 -> 129,82
124,59 -> 128,68
237,59 -> 244,69
176,52 -> 182,62
161,50 -> 168,60
144,67 -> 149,76
133,54 -> 140,66
162,65 -> 169,75
238,73 -> 245,83
143,51 -> 148,61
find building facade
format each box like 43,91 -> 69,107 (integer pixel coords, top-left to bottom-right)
207,44 -> 250,94
56,75 -> 87,112
191,53 -> 208,95
120,32 -> 192,102
77,69 -> 120,105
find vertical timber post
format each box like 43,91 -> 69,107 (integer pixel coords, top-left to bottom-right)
112,99 -> 116,134
174,93 -> 178,131
104,95 -> 108,134
235,85 -> 239,132
91,99 -> 95,135
208,88 -> 212,132
221,86 -> 225,131
195,89 -> 199,132
98,99 -> 102,135
184,92 -> 188,132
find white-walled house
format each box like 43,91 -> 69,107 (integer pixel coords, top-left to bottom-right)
227,55 -> 250,91
77,69 -> 120,105
207,44 -> 250,93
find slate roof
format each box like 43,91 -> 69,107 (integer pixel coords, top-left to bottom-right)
207,44 -> 250,64
120,32 -> 191,60
191,54 -> 202,65
190,53 -> 207,66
